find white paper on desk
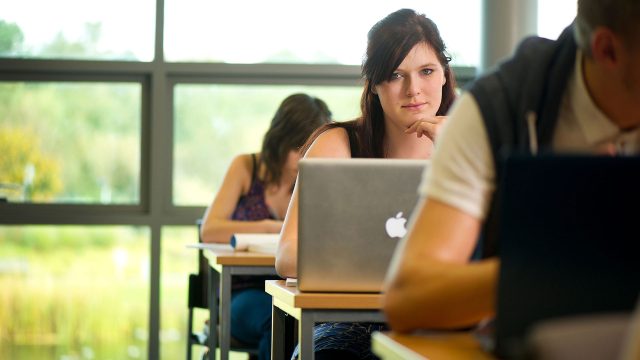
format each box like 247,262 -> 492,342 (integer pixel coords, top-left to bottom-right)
230,233 -> 279,254
185,243 -> 234,252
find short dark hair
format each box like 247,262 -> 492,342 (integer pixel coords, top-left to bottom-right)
260,93 -> 332,185
575,0 -> 640,55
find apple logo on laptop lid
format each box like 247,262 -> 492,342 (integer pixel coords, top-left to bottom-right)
385,212 -> 407,239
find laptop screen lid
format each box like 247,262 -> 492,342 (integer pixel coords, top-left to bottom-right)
494,154 -> 640,358
297,158 -> 427,293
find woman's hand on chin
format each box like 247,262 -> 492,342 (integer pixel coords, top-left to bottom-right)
405,116 -> 447,141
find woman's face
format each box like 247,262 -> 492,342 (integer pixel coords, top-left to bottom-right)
374,42 -> 446,131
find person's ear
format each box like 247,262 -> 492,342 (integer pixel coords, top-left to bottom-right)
591,26 -> 622,69
371,85 -> 378,95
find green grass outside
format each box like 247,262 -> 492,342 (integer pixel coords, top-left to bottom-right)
0,226 -> 258,360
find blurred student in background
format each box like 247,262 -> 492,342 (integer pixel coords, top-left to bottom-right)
201,93 -> 332,359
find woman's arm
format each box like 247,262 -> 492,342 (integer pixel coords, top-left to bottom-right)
383,197 -> 498,331
384,93 -> 499,331
275,182 -> 300,278
275,128 -> 352,278
200,154 -> 282,244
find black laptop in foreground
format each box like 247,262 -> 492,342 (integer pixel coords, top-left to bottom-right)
493,154 -> 640,358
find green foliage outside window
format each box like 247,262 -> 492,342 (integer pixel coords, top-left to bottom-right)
0,82 -> 141,204
0,126 -> 62,201
0,226 -> 150,360
0,20 -> 24,55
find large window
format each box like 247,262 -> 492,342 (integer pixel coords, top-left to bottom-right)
0,82 -> 142,204
165,0 -> 482,67
0,226 -> 150,360
0,0 -> 155,61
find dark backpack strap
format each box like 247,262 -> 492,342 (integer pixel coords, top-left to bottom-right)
467,27 -> 576,259
248,153 -> 258,190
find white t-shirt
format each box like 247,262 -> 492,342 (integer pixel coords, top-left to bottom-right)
419,51 -> 640,220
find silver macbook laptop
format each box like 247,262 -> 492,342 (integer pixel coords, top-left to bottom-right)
297,158 -> 427,293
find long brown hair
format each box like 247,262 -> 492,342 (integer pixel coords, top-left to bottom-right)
260,93 -> 332,185
303,9 -> 457,158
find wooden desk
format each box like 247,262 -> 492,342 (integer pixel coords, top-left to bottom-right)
265,279 -> 385,360
372,331 -> 495,360
205,249 -> 277,360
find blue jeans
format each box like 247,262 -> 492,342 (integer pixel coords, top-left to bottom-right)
231,288 -> 272,360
